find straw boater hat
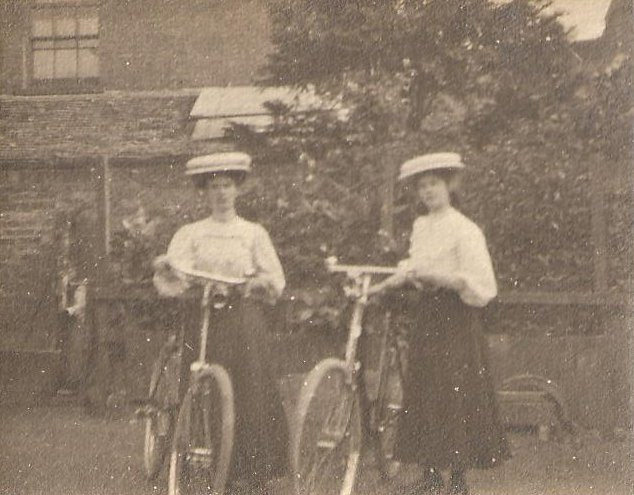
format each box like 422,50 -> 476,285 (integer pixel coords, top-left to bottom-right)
398,152 -> 465,181
185,152 -> 252,176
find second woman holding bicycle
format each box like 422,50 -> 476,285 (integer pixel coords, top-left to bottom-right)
369,153 -> 509,495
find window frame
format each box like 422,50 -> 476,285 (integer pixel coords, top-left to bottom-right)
27,1 -> 101,94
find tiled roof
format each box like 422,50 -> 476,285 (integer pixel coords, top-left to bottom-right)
0,86 -> 340,161
0,90 -> 202,162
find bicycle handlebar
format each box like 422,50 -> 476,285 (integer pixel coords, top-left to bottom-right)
325,257 -> 397,278
166,259 -> 247,286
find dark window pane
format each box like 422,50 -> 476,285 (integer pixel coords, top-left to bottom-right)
78,38 -> 98,49
54,15 -> 76,37
33,50 -> 55,79
78,48 -> 99,77
54,49 -> 78,78
78,8 -> 99,36
32,12 -> 53,37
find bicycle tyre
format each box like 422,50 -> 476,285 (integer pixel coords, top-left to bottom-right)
291,358 -> 362,495
373,344 -> 404,480
168,364 -> 235,495
144,346 -> 180,481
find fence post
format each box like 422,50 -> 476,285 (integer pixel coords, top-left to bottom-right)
92,155 -> 112,281
380,161 -> 395,238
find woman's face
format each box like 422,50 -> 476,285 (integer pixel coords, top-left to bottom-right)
416,172 -> 452,212
207,174 -> 238,212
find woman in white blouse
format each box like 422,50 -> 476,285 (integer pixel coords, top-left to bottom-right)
153,153 -> 288,494
369,153 -> 508,495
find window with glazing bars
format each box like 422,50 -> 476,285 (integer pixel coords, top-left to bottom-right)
31,3 -> 99,80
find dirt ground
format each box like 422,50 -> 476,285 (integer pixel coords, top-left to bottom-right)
1,399 -> 632,495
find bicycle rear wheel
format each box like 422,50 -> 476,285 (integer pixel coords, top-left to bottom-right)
168,364 -> 234,495
291,358 -> 362,495
144,344 -> 180,481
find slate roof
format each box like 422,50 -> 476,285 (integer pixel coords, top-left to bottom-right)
0,90 -> 202,162
0,86 -> 339,162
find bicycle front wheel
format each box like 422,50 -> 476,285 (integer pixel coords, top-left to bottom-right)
168,364 -> 234,495
291,358 -> 362,495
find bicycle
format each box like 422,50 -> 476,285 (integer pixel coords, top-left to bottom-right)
139,262 -> 246,495
290,257 -> 406,495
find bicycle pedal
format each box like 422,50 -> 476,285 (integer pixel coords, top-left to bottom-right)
316,439 -> 337,449
134,404 -> 158,418
190,361 -> 211,373
187,448 -> 214,469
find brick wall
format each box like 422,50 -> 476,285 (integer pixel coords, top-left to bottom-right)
0,166 -> 96,349
0,93 -> 197,160
0,0 -> 273,95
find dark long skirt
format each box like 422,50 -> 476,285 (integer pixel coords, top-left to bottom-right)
180,296 -> 289,484
390,288 -> 509,470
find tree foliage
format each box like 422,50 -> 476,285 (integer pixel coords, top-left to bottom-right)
107,0 -> 630,334
253,0 -> 604,290
265,0 -> 579,143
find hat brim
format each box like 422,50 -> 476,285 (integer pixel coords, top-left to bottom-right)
185,165 -> 250,176
398,163 -> 464,181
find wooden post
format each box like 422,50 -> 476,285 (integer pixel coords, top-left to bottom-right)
92,156 -> 112,281
380,144 -> 399,238
589,159 -> 608,293
103,156 -> 112,255
380,163 -> 395,238
21,36 -> 28,91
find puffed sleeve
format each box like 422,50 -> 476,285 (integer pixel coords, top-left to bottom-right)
153,226 -> 194,297
395,217 -> 423,276
252,224 -> 286,299
456,226 -> 497,307
166,225 -> 196,271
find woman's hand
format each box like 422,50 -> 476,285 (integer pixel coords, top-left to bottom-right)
152,255 -> 190,297
368,271 -> 410,297
413,267 -> 464,292
152,254 -> 172,273
245,276 -> 274,301
367,281 -> 387,297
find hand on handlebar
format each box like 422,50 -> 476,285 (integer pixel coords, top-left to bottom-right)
244,277 -> 272,300
152,254 -> 171,272
409,267 -> 464,292
367,282 -> 387,297
153,255 -> 190,298
368,271 -> 410,297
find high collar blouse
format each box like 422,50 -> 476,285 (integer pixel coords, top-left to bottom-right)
163,216 -> 285,299
398,207 -> 497,307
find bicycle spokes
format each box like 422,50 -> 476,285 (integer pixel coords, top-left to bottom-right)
302,403 -> 357,491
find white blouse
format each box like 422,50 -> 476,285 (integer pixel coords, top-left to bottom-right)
157,216 -> 285,299
397,207 -> 497,307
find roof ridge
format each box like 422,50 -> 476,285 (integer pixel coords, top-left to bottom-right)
0,88 -> 204,102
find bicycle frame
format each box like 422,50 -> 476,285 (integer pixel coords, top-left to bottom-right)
325,259 -> 397,377
169,263 -> 246,371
